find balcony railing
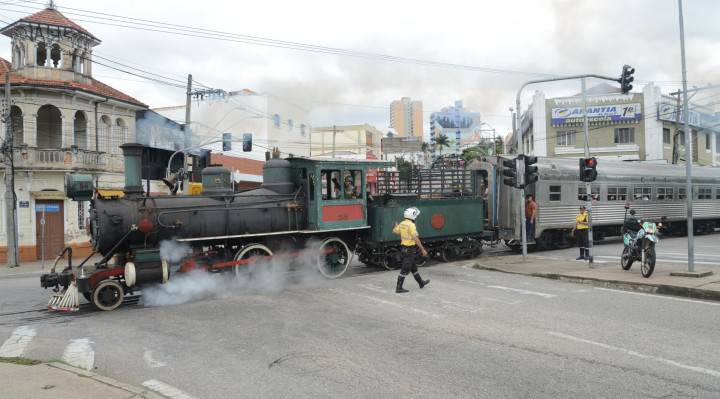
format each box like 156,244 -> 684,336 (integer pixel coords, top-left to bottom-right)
12,145 -> 112,172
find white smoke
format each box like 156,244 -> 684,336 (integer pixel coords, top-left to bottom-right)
139,239 -> 333,308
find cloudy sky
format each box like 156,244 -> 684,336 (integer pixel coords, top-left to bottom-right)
1,0 -> 718,142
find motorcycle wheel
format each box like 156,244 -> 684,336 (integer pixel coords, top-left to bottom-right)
641,246 -> 656,278
621,246 -> 633,270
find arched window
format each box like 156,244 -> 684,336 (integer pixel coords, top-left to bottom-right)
10,106 -> 24,146
36,105 -> 62,148
273,114 -> 280,128
73,111 -> 87,149
36,42 -> 47,66
50,44 -> 61,68
110,118 -> 126,154
99,115 -> 111,153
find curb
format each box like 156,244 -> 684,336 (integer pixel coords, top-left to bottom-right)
47,362 -> 166,399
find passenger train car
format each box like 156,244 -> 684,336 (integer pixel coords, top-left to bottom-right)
473,156 -> 720,250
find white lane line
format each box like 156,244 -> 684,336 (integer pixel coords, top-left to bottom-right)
142,379 -> 194,399
144,349 -> 167,368
0,325 -> 37,357
595,287 -> 720,306
349,286 -> 443,318
458,279 -> 557,298
62,338 -> 95,370
549,331 -> 720,378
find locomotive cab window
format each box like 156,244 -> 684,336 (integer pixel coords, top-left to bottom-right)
607,186 -> 627,201
341,170 -> 362,199
321,170 -> 343,200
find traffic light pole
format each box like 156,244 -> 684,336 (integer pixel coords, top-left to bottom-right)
581,78 -> 595,266
515,72 -> 624,262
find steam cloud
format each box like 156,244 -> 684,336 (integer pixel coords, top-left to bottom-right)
139,239 -> 331,308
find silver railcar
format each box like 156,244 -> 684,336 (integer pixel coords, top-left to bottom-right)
472,156 -> 720,250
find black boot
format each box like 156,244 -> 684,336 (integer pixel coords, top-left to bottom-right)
576,248 -> 585,260
413,273 -> 429,288
396,276 -> 409,293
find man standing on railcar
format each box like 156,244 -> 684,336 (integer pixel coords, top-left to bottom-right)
392,207 -> 429,293
571,205 -> 590,260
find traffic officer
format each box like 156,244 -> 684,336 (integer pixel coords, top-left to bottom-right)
570,205 -> 589,260
392,207 -> 429,293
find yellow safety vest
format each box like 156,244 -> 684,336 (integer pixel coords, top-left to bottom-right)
397,219 -> 418,246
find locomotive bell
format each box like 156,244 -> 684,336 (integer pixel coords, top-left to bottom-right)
162,174 -> 178,189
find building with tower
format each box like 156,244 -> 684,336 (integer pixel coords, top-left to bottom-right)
0,5 -> 147,263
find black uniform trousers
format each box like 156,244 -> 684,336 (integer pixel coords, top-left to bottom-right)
400,245 -> 418,276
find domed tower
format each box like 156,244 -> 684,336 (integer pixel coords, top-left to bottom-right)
0,1 -> 100,84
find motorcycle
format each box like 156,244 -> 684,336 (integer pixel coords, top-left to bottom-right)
620,203 -> 666,278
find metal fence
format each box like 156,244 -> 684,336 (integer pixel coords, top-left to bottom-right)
376,168 -> 477,198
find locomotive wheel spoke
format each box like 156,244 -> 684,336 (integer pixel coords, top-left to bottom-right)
91,280 -> 124,311
233,244 -> 274,281
317,237 -> 350,278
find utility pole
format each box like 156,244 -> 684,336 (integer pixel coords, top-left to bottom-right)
4,74 -> 18,267
581,78 -> 594,265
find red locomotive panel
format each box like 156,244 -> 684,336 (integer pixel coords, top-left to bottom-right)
322,204 -> 364,222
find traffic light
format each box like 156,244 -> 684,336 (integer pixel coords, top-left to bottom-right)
619,64 -> 635,94
502,157 -> 518,187
522,155 -> 539,187
222,133 -> 232,151
580,157 -> 598,182
242,133 -> 252,152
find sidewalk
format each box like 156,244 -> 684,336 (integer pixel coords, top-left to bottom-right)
468,253 -> 720,302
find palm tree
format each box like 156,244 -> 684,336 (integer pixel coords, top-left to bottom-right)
431,134 -> 451,158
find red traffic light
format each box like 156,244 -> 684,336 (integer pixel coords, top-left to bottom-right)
586,158 -> 595,167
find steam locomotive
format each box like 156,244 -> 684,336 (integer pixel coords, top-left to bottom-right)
41,143 -> 485,311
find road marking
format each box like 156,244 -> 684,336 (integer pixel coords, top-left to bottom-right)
144,349 -> 167,368
594,287 -> 720,306
62,338 -> 94,370
458,279 -> 557,298
549,331 -> 720,378
0,325 -> 36,357
143,379 -> 194,399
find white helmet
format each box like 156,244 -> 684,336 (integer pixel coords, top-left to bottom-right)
404,207 -> 420,221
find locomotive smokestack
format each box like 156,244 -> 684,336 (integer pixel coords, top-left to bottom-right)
120,143 -> 145,198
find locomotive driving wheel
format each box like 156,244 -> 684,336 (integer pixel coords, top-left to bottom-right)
91,280 -> 124,311
233,244 -> 274,280
413,247 -> 427,267
441,242 -> 457,263
382,247 -> 400,270
317,237 -> 350,278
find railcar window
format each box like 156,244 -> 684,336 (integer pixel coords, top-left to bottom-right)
698,187 -> 712,200
633,187 -> 651,201
607,186 -> 627,201
557,131 -> 576,146
614,127 -> 635,144
549,185 -> 561,201
657,187 -> 673,200
716,189 -> 720,200
578,185 -> 599,201
678,187 -> 686,200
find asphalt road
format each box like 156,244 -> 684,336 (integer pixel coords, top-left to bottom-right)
2,253 -> 719,398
